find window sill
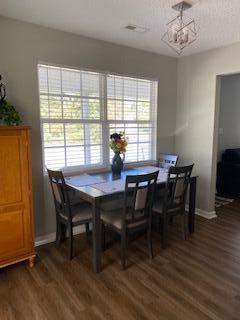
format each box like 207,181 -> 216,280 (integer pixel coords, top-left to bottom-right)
44,160 -> 157,177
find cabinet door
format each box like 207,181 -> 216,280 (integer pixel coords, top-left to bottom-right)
0,129 -> 34,262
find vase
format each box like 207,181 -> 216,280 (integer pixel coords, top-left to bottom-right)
111,152 -> 124,175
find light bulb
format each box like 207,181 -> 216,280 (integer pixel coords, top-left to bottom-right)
182,28 -> 189,43
171,24 -> 178,43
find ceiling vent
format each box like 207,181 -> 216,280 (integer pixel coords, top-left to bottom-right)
124,25 -> 148,33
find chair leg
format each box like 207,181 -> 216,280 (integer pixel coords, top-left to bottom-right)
85,222 -> 90,239
183,212 -> 188,240
68,224 -> 74,260
158,214 -> 161,234
56,217 -> 61,247
147,220 -> 153,259
121,230 -> 127,270
160,214 -> 167,249
60,223 -> 67,241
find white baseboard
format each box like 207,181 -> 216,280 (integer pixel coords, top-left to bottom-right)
35,233 -> 56,247
195,208 -> 217,219
185,205 -> 217,220
35,225 -> 87,247
35,208 -> 217,247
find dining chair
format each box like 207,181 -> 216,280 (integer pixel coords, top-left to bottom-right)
155,153 -> 179,210
47,169 -> 92,260
152,164 -> 194,248
158,153 -> 179,170
101,171 -> 159,269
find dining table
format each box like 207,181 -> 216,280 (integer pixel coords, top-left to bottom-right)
66,165 -> 197,273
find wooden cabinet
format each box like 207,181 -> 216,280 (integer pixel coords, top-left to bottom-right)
0,126 -> 35,268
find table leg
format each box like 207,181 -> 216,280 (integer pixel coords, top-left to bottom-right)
92,198 -> 101,273
189,177 -> 197,234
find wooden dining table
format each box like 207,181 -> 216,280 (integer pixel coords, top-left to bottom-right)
66,166 -> 197,273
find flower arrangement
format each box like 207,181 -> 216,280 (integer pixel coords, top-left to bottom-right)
109,132 -> 128,154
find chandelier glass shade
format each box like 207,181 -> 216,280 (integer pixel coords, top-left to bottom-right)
162,1 -> 198,55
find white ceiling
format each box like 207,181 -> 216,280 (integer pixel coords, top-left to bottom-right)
1,0 -> 240,57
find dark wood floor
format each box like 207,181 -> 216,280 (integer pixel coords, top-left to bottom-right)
1,203 -> 240,320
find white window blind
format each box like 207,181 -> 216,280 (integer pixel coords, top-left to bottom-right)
107,74 -> 157,163
38,64 -> 157,171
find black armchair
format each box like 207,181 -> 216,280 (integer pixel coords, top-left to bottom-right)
216,148 -> 240,196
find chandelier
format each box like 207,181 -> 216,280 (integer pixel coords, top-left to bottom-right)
162,1 -> 198,55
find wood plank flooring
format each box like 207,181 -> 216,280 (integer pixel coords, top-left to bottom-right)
1,202 -> 240,320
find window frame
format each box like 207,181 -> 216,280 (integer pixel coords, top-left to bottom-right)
38,62 -> 158,173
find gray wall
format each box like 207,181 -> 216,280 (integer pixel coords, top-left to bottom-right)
176,42 -> 240,215
218,74 -> 240,161
0,16 -> 177,237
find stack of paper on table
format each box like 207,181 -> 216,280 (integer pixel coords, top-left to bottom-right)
92,179 -> 125,194
65,174 -> 106,187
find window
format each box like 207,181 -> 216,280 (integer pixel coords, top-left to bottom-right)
38,64 -> 157,170
107,74 -> 157,163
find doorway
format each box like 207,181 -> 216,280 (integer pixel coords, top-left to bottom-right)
214,74 -> 240,208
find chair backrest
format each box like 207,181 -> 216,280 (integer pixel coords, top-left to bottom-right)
47,169 -> 71,218
123,171 -> 159,228
158,153 -> 178,169
166,164 -> 194,209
